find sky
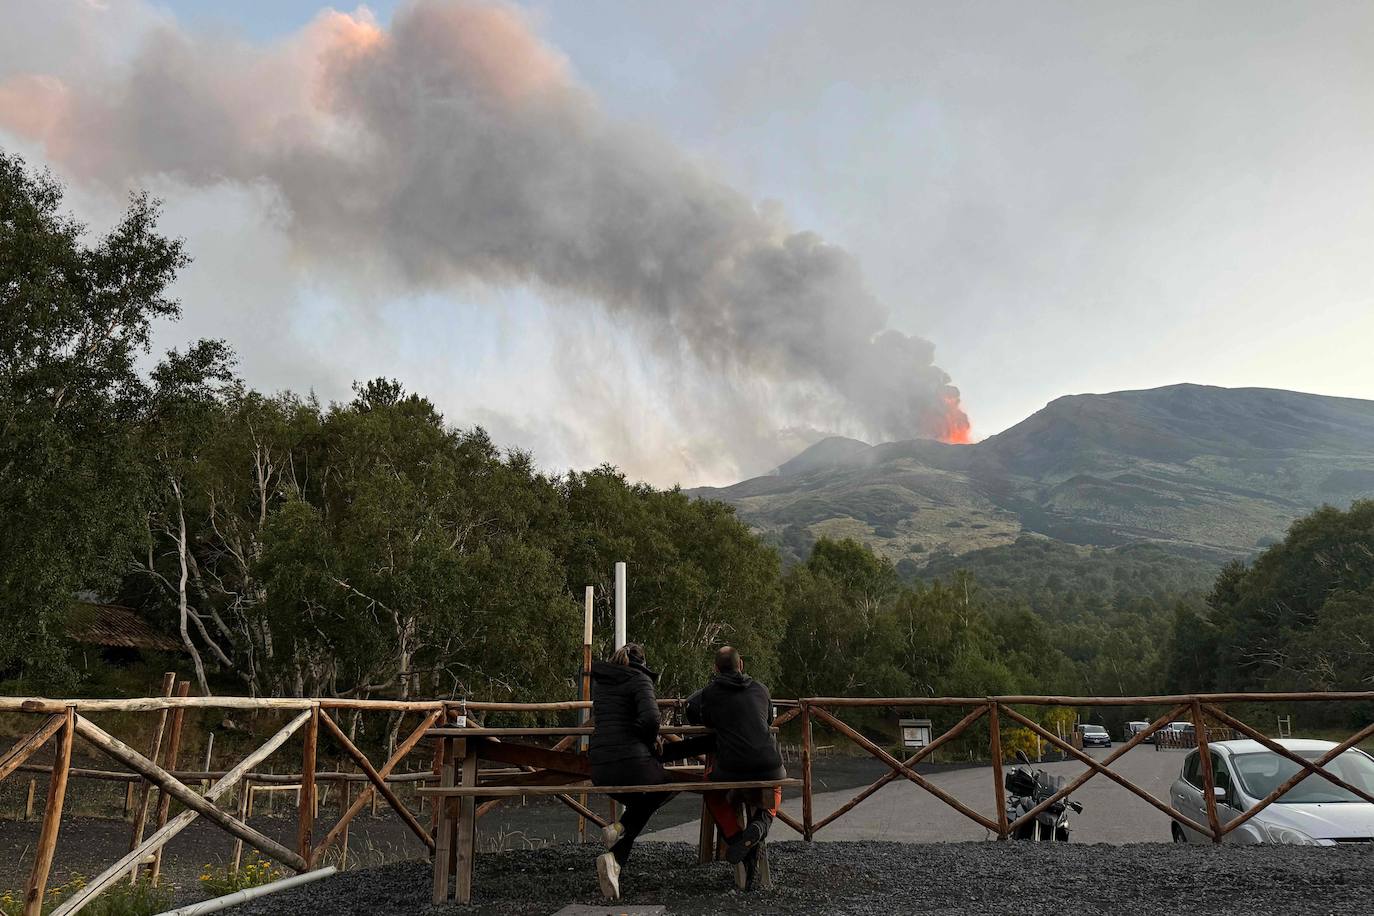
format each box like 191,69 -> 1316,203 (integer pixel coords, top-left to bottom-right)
4,1 -> 1373,487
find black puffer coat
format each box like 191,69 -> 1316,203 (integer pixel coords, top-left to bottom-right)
686,671 -> 783,778
589,660 -> 661,765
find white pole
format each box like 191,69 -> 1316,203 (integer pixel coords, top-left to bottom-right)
583,586 -> 594,647
614,562 -> 627,650
155,867 -> 337,916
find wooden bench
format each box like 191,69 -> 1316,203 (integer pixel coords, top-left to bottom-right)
419,725 -> 797,903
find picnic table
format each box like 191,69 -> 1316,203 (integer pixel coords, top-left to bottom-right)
417,723 -> 800,903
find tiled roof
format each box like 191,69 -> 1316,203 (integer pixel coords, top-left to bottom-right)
65,602 -> 185,653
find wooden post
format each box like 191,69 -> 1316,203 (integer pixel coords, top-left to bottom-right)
1193,700 -> 1222,843
988,702 -> 1009,840
801,702 -> 813,841
23,706 -> 74,916
432,736 -> 456,904
430,713 -> 449,838
129,672 -> 176,879
298,705 -> 319,863
25,779 -> 37,820
454,739 -> 478,905
150,681 -> 190,885
697,797 -> 716,864
124,781 -> 135,820
340,779 -> 353,869
202,732 -> 214,793
232,779 -> 250,871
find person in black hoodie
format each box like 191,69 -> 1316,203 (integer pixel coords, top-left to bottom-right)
589,642 -> 671,900
686,646 -> 786,877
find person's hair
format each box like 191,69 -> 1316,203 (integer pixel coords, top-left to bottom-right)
715,645 -> 743,674
610,643 -> 646,667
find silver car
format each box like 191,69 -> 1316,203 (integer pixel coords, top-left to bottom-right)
1169,739 -> 1374,845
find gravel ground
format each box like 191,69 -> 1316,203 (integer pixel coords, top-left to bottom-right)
226,841 -> 1374,916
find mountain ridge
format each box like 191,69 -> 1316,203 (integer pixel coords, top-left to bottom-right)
691,384 -> 1374,567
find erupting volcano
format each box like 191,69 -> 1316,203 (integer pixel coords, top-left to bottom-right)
936,389 -> 973,444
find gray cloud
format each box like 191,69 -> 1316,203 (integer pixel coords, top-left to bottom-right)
0,0 -> 969,473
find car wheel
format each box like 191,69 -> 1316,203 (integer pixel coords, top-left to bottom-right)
1171,823 -> 1186,844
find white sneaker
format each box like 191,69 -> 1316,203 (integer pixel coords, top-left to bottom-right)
596,851 -> 621,900
600,821 -> 625,849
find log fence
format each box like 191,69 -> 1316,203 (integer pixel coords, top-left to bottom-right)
2,687 -> 1373,912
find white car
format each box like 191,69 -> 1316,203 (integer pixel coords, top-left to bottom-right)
1169,739 -> 1374,845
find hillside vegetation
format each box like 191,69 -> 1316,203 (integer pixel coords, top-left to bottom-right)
695,385 -> 1374,566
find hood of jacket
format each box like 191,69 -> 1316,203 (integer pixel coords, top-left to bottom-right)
711,671 -> 754,691
591,660 -> 658,684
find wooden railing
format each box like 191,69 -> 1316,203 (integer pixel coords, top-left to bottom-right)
3,688 -> 1373,913
795,692 -> 1374,845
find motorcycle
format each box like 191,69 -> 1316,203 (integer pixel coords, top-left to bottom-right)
1003,750 -> 1082,841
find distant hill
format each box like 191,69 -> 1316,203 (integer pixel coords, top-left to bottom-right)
691,384 -> 1374,572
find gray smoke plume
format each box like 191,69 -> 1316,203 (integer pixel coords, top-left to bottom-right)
0,0 -> 969,461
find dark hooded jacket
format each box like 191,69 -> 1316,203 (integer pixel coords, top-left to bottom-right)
686,671 -> 783,777
589,660 -> 661,765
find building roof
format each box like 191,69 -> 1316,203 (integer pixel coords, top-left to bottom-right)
65,602 -> 184,653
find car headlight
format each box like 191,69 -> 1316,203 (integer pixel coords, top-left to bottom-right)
1260,822 -> 1320,846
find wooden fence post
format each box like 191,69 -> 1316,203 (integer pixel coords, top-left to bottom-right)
801,701 -> 813,841
129,672 -> 176,881
1192,699 -> 1223,843
298,704 -> 319,863
232,778 -> 250,871
988,702 -> 1009,840
24,706 -> 74,916
150,681 -> 191,885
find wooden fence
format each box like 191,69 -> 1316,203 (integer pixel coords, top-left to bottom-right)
3,688 -> 1373,914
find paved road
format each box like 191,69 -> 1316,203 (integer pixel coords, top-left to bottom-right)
644,746 -> 1187,844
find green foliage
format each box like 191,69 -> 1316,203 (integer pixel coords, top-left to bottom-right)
199,857 -> 283,897
915,536 -> 1221,619
123,378 -> 782,704
1,875 -> 172,916
1176,500 -> 1374,697
777,538 -> 1075,701
0,150 -> 193,688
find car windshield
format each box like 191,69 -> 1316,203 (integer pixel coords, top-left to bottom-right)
1084,726 -> 1107,734
1231,749 -> 1374,804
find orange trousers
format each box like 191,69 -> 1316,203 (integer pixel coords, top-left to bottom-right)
703,785 -> 781,837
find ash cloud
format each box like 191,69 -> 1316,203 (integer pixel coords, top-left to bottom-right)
0,0 -> 969,475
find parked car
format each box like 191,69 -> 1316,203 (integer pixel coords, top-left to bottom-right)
1125,720 -> 1152,743
1078,724 -> 1112,748
1169,739 -> 1374,844
1166,721 -> 1196,735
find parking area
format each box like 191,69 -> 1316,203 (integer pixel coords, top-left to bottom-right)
647,746 -> 1185,844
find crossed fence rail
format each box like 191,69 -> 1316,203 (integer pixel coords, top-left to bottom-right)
2,688 -> 1373,914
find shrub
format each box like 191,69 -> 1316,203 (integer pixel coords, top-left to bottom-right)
199,856 -> 283,898
1,875 -> 172,916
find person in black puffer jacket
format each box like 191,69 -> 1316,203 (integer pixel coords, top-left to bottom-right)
686,646 -> 786,876
589,643 -> 671,900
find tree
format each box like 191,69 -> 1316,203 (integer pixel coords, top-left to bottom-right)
0,151 -> 187,686
1204,501 -> 1374,694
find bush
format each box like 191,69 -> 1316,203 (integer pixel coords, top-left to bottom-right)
199,856 -> 283,898
1,875 -> 172,916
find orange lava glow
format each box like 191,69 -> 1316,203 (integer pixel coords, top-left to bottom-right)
937,391 -> 973,444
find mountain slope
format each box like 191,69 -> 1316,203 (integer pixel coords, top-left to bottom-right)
691,384 -> 1374,566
